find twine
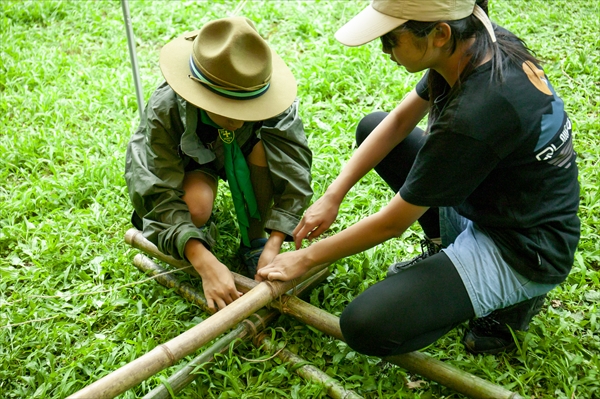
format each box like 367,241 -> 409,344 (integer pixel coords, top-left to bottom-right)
239,327 -> 287,363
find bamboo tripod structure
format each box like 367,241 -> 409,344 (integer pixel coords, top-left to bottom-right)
67,253 -> 330,398
136,256 -> 361,399
67,229 -> 525,399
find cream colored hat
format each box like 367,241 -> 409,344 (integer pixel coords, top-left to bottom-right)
160,17 -> 297,121
335,0 -> 496,47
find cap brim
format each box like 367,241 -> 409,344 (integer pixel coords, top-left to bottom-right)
159,31 -> 297,121
335,4 -> 407,47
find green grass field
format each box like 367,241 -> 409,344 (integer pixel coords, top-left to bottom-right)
1,1 -> 598,398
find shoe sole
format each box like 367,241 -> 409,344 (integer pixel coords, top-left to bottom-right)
463,340 -> 516,355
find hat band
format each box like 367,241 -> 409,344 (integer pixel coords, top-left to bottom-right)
188,56 -> 270,100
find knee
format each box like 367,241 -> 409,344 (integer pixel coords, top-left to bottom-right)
182,186 -> 214,227
247,140 -> 268,167
187,202 -> 212,228
355,111 -> 388,147
182,172 -> 217,228
340,300 -> 392,357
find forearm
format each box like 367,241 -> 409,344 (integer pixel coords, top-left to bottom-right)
326,90 -> 429,202
258,230 -> 286,265
302,195 -> 428,267
184,238 -> 219,273
185,237 -> 241,311
266,230 -> 286,251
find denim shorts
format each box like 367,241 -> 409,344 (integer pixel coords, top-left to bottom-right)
440,207 -> 557,317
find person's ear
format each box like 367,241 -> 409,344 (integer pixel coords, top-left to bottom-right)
431,23 -> 452,48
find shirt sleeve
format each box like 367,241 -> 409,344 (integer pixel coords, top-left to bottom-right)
124,85 -> 216,260
259,99 -> 313,240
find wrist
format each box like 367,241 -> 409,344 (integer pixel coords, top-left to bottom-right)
185,238 -> 217,274
299,246 -> 318,270
324,181 -> 347,204
266,231 -> 285,248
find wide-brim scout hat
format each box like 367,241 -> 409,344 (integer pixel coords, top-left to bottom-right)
335,0 -> 496,47
160,17 -> 297,121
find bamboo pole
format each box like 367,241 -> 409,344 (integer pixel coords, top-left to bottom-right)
131,252 -> 331,315
142,310 -> 272,399
134,257 -> 520,399
135,258 -> 358,399
274,292 -> 343,340
67,256 -> 329,398
258,336 -> 364,399
125,228 -> 340,337
124,228 -> 525,399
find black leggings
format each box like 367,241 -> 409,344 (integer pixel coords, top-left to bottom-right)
340,252 -> 474,356
339,112 -> 475,356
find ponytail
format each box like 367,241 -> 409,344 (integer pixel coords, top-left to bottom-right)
397,0 -> 541,124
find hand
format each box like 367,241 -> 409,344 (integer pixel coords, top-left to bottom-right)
185,239 -> 242,312
293,194 -> 341,249
255,231 -> 285,282
255,245 -> 279,281
256,249 -> 312,282
195,261 -> 243,312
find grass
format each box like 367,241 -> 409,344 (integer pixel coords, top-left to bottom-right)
0,0 -> 598,398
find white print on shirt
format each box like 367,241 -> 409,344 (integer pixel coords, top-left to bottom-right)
535,117 -> 573,168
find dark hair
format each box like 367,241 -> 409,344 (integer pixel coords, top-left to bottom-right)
384,0 -> 541,123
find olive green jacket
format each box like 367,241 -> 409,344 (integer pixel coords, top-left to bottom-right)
125,82 -> 313,260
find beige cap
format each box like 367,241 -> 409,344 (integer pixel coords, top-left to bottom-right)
335,0 -> 496,47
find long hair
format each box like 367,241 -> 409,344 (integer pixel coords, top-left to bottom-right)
388,0 -> 541,124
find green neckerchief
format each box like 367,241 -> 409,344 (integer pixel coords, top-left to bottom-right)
199,109 -> 260,247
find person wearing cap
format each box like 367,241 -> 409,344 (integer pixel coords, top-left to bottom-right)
258,0 -> 579,356
125,17 -> 313,312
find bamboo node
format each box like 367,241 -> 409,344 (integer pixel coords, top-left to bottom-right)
159,344 -> 177,366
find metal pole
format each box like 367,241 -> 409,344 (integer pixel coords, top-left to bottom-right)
121,0 -> 145,120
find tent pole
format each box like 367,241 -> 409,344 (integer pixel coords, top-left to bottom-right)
120,0 -> 144,120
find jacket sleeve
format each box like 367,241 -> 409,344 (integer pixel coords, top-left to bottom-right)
124,84 -> 216,260
260,99 -> 313,240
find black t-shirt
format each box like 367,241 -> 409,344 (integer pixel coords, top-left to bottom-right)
400,58 -> 580,284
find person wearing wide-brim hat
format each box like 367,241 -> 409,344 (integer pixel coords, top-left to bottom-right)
125,17 -> 313,312
258,0 -> 580,357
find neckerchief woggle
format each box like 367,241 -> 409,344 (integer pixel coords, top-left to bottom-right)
200,110 -> 260,247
